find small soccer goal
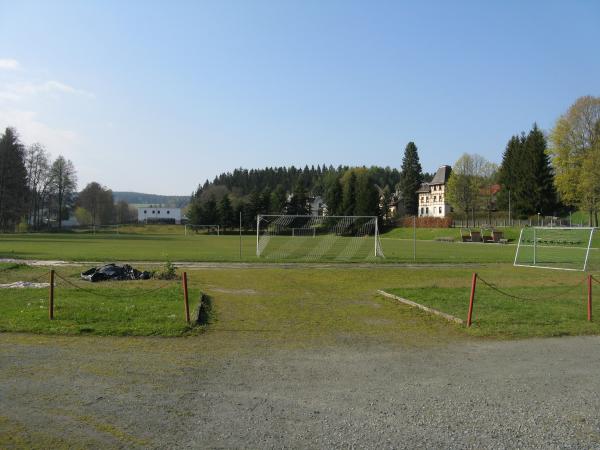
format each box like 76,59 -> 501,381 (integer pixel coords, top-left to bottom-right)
514,227 -> 595,271
256,215 -> 384,261
185,224 -> 220,236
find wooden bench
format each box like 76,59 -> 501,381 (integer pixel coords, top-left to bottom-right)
470,231 -> 482,243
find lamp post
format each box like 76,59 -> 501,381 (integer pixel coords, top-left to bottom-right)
537,212 -> 540,226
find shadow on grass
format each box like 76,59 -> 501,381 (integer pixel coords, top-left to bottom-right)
195,293 -> 213,325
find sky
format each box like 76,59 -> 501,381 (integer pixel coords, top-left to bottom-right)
0,1 -> 599,195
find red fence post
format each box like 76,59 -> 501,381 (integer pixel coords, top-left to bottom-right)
182,272 -> 190,324
467,273 -> 477,327
49,270 -> 55,320
588,275 -> 592,322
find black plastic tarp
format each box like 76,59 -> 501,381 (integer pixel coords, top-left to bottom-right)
81,263 -> 151,282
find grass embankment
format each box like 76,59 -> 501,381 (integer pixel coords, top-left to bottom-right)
385,267 -> 600,338
0,263 -> 203,336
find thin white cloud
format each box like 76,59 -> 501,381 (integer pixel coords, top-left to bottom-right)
0,108 -> 78,155
0,80 -> 95,101
0,59 -> 20,70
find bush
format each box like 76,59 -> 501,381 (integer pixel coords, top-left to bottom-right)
153,261 -> 180,280
402,217 -> 453,228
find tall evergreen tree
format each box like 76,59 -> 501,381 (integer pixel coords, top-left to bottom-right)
203,195 -> 218,224
218,194 -> 234,230
354,172 -> 379,216
287,181 -> 309,215
525,124 -> 557,215
399,142 -> 423,215
342,171 -> 357,216
0,128 -> 27,231
269,184 -> 287,214
324,173 -> 342,216
498,125 -> 557,216
246,190 -> 262,227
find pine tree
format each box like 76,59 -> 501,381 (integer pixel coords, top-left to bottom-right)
342,172 -> 357,216
497,134 -> 524,211
287,181 -> 309,215
324,174 -> 342,216
499,125 -> 557,217
218,194 -> 234,230
0,128 -> 27,231
526,124 -> 557,215
203,195 -> 218,224
269,184 -> 287,214
399,142 -> 423,215
354,172 -> 379,216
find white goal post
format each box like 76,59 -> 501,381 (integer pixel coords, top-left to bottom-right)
513,227 -> 595,271
185,224 -> 220,236
256,215 -> 384,260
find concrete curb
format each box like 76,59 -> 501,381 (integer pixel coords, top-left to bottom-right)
377,289 -> 464,325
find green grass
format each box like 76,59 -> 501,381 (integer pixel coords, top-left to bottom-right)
3,225 -> 599,266
3,261 -> 600,339
386,269 -> 599,338
0,230 -> 519,263
0,264 -> 202,335
381,226 -> 523,241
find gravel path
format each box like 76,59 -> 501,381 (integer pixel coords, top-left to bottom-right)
2,334 -> 600,448
0,257 -> 493,270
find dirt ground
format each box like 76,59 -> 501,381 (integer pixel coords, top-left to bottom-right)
2,264 -> 600,448
2,331 -> 600,449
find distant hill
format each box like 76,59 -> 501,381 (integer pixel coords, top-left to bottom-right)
113,192 -> 190,208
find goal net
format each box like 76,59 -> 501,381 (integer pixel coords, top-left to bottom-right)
514,227 -> 595,271
185,224 -> 220,236
257,215 -> 384,261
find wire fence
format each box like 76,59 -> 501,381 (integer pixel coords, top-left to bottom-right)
476,274 -> 586,302
53,271 -> 176,299
1,267 -> 195,325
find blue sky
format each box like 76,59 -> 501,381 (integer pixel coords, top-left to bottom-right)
0,0 -> 598,195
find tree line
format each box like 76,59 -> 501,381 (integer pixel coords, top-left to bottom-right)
0,127 -> 77,231
444,96 -> 599,225
187,164 -> 419,230
0,127 -> 137,231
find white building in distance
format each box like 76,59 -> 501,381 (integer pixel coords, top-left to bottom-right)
417,165 -> 452,217
138,206 -> 182,224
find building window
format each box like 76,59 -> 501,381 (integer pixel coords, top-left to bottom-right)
439,207 -> 442,214
167,210 -> 170,214
144,210 -> 147,214
426,207 -> 429,214
152,210 -> 155,214
420,207 -> 424,214
434,196 -> 437,202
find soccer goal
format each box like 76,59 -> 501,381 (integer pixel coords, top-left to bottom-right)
185,224 -> 220,236
256,215 -> 384,261
513,227 -> 595,271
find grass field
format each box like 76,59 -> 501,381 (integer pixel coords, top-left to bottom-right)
2,261 -> 600,339
0,263 -> 202,336
3,230 -> 600,268
0,230 -> 521,263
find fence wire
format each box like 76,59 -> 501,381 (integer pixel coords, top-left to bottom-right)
0,268 -> 49,284
476,274 -> 586,302
54,271 -> 177,299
